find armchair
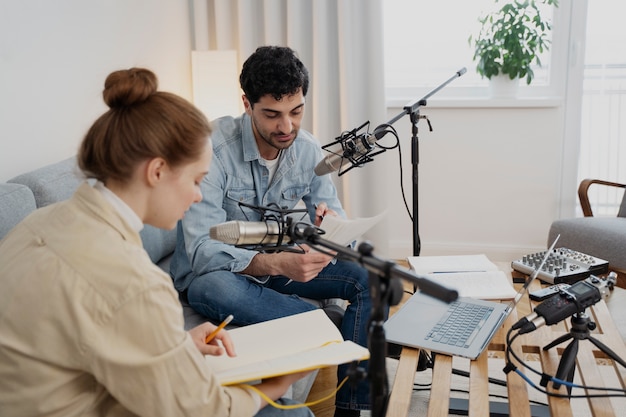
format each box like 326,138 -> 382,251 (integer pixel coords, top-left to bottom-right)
578,179 -> 626,217
548,178 -> 626,288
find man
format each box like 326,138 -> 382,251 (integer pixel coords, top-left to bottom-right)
170,46 -> 372,417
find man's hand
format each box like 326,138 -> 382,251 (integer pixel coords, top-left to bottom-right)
243,244 -> 333,283
314,202 -> 338,226
188,321 -> 237,357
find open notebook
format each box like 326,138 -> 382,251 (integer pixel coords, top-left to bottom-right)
384,236 -> 559,360
205,309 -> 369,385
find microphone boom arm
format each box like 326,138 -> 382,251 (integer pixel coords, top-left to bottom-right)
388,67 -> 467,126
318,68 -> 466,257
290,223 -> 458,303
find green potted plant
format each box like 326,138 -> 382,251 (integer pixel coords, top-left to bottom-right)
469,0 -> 558,87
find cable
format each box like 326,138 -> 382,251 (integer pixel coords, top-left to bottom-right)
392,127 -> 413,222
419,350 -> 509,388
241,376 -> 349,409
504,326 -> 626,398
411,386 -> 549,407
410,364 -> 550,407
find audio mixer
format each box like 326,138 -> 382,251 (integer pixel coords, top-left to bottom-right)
511,247 -> 609,284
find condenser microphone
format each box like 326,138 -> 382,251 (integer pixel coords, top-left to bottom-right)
314,130 -> 385,176
210,220 -> 292,246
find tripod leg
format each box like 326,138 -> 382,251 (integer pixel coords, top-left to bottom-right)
552,339 -> 578,395
587,336 -> 626,368
543,333 -> 573,351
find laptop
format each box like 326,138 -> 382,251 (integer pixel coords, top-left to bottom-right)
383,235 -> 559,360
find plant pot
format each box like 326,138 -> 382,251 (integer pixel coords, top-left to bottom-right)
489,74 -> 520,98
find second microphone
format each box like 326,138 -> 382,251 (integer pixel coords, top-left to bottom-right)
210,220 -> 293,246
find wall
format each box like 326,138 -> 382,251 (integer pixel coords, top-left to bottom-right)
0,1 -> 567,264
346,99 -> 565,263
0,0 -> 193,181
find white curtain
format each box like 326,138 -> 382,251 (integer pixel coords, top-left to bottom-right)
190,0 -> 391,254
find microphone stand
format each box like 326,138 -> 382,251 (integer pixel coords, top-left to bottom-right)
383,68 -> 466,257
377,68 -> 466,373
290,224 -> 458,417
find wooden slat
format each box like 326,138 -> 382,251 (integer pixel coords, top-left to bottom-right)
503,309 -> 532,417
468,351 -> 490,417
540,347 -> 575,416
576,341 -> 616,417
427,354 -> 453,417
387,347 -> 420,417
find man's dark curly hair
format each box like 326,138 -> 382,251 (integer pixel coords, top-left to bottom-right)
239,45 -> 309,105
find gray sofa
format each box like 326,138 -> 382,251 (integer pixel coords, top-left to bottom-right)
548,178 -> 626,288
0,156 -> 320,401
1,156 -> 207,327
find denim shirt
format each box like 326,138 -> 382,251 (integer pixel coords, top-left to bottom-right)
170,113 -> 345,291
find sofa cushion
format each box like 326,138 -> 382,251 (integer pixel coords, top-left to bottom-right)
548,217 -> 626,271
7,157 -> 178,269
0,183 -> 37,240
8,157 -> 82,208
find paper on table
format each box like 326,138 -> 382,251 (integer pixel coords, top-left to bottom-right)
319,211 -> 387,246
204,309 -> 370,385
407,254 -> 499,274
423,270 -> 516,300
407,254 -> 516,300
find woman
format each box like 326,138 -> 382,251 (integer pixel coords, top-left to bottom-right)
0,68 -> 313,417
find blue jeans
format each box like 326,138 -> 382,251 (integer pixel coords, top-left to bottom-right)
186,260 -> 373,411
255,398 -> 314,417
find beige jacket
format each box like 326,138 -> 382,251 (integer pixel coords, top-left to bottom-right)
0,183 -> 258,416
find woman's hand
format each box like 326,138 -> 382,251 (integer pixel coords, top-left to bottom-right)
188,321 -> 236,357
253,371 -> 315,408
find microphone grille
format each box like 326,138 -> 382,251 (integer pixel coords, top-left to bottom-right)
314,154 -> 343,176
210,221 -> 242,244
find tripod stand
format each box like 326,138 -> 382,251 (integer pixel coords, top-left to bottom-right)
543,310 -> 626,395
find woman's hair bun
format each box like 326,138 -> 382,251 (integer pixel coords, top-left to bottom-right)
102,68 -> 158,108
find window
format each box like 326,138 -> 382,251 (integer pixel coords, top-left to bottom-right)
383,0 -> 560,101
577,0 -> 626,216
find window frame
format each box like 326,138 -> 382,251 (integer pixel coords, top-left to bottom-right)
383,1 -> 571,106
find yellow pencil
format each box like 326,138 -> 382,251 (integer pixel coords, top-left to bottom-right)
204,314 -> 234,344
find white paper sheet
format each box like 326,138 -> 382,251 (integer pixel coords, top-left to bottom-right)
407,255 -> 516,300
318,210 -> 387,246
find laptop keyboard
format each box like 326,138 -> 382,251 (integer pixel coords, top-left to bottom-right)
425,301 -> 494,348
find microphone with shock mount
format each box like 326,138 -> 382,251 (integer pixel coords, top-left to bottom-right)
314,122 -> 393,176
210,219 -> 287,246
209,202 -> 311,252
